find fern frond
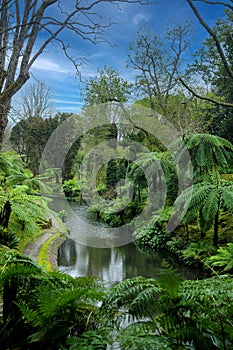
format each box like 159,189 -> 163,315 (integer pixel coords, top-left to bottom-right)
103,277 -> 161,319
202,188 -> 219,222
208,244 -> 233,272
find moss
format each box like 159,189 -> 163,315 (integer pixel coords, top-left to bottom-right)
37,231 -> 67,272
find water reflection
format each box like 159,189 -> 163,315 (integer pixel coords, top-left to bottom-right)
58,238 -> 199,283
52,201 -> 201,283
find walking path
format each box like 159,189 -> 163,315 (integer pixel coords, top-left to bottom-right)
23,213 -> 67,269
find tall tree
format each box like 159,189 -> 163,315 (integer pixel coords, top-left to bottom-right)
19,80 -> 55,119
10,113 -> 72,175
0,0 -> 145,144
127,24 -> 190,114
181,0 -> 233,108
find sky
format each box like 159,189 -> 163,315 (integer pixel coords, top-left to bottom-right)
14,0 -> 226,116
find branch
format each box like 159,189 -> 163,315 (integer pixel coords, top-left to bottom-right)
186,0 -> 233,79
192,0 -> 233,10
179,78 -> 233,107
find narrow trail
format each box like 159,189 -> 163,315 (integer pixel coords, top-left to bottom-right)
23,213 -> 64,265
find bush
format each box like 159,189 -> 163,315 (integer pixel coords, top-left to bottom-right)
135,223 -> 170,250
62,179 -> 80,198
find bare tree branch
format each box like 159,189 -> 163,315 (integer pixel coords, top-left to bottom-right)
186,0 -> 233,79
179,77 -> 233,107
0,0 -> 148,143
192,0 -> 233,10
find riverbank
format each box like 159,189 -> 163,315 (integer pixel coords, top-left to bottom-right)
23,211 -> 68,271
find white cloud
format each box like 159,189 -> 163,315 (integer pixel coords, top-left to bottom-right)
32,57 -> 70,74
132,13 -> 148,26
54,99 -> 83,105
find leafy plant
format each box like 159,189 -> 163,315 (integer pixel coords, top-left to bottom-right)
181,240 -> 216,267
134,223 -> 170,250
58,210 -> 68,222
183,133 -> 233,181
0,227 -> 19,249
0,247 -> 108,349
206,243 -> 233,273
174,180 -> 233,246
62,179 -> 80,198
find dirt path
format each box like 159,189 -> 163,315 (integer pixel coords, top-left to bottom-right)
23,231 -> 55,262
23,212 -> 66,265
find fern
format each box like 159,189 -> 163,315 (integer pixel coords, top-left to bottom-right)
103,276 -> 161,319
63,330 -> 110,350
207,243 -> 233,272
202,188 -> 219,222
185,133 -> 233,180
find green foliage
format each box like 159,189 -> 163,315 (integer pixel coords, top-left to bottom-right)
207,243 -> 233,272
83,65 -> 132,106
62,330 -> 109,350
10,113 -> 72,175
102,276 -> 161,320
0,151 -> 48,239
0,227 -> 20,249
0,247 -> 107,349
1,246 -> 233,350
184,134 -> 233,181
165,236 -> 188,256
62,179 -> 80,198
103,273 -> 233,350
181,240 -> 216,267
190,9 -> 233,142
180,276 -> 233,349
174,180 -> 233,245
117,327 -> 172,350
135,223 -> 170,250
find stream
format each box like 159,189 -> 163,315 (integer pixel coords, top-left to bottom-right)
50,200 -> 201,283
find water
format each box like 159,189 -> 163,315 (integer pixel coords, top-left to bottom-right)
52,200 -> 201,283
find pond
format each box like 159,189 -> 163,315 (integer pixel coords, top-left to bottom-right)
50,200 -> 201,283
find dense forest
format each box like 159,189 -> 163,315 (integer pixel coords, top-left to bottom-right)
0,0 -> 233,349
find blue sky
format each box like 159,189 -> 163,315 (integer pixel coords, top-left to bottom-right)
16,0 -> 226,115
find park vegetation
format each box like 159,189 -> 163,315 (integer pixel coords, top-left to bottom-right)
0,1 -> 233,349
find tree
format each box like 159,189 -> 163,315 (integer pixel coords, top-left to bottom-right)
176,180 -> 233,246
181,0 -> 233,108
129,152 -> 176,204
83,65 -> 133,106
19,80 -> 55,119
174,134 -> 233,245
127,24 -> 190,114
10,113 -> 72,175
127,24 -> 215,137
181,133 -> 233,181
0,0 -> 145,145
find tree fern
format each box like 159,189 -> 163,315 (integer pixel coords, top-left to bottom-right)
174,180 -> 233,245
184,134 -> 233,181
202,188 -> 219,222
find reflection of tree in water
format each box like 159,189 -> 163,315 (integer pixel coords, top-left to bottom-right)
58,239 -> 201,283
58,239 -> 77,266
118,244 -> 163,280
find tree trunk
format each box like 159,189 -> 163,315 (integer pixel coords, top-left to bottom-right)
0,105 -> 9,146
3,279 -> 18,323
0,200 -> 12,228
